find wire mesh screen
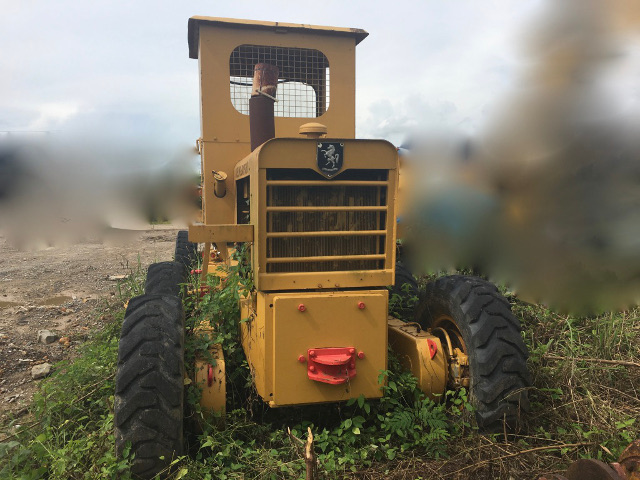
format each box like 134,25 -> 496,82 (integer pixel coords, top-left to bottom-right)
230,45 -> 330,118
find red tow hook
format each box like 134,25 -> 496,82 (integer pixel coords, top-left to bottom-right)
306,347 -> 358,385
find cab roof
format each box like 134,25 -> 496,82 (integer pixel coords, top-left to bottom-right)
188,16 -> 369,59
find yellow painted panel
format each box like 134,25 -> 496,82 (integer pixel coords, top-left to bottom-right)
188,16 -> 368,59
195,344 -> 226,414
240,293 -> 272,399
189,224 -> 254,243
196,23 -> 357,143
270,290 -> 388,406
258,270 -> 393,291
257,138 -> 398,173
387,318 -> 447,400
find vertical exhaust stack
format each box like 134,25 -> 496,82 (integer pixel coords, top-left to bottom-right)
249,63 -> 279,151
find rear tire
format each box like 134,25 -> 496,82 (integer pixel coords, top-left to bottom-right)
174,230 -> 197,276
416,275 -> 530,431
389,261 -> 419,321
114,294 -> 185,479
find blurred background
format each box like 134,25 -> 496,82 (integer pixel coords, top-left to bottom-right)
1,0 -> 639,312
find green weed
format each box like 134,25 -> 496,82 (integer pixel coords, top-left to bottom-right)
0,307 -> 132,479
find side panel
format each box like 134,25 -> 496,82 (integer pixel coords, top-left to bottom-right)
240,293 -> 273,399
200,141 -> 248,227
269,290 -> 388,406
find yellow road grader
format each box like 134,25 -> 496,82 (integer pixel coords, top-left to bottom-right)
113,17 -> 530,478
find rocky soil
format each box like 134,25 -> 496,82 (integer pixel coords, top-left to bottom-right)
0,226 -> 179,423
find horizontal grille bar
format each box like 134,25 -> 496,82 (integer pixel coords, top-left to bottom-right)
266,180 -> 388,187
267,254 -> 386,264
266,206 -> 386,212
266,230 -> 386,238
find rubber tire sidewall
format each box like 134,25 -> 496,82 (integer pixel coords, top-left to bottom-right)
418,275 -> 530,432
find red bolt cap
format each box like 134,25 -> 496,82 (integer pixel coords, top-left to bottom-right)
309,365 -> 316,373
358,301 -> 366,309
298,303 -> 306,312
298,355 -> 306,363
349,348 -> 355,355
357,351 -> 365,359
309,350 -> 316,357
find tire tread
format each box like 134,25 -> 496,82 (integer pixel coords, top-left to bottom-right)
114,294 -> 185,478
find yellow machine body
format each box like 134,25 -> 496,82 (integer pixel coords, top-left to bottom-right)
240,290 -> 388,406
187,16 -> 444,408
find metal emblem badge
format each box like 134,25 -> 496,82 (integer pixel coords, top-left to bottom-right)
317,142 -> 344,178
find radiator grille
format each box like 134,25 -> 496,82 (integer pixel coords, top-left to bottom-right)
265,169 -> 388,273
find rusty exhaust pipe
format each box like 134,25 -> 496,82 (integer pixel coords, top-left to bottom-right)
249,63 -> 279,151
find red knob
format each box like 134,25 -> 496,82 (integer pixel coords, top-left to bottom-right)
349,348 -> 355,355
207,364 -> 214,387
358,301 -> 366,309
298,303 -> 306,312
357,351 -> 365,359
309,350 -> 316,357
309,365 -> 316,373
298,355 -> 306,363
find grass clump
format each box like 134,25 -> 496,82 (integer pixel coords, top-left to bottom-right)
0,306 -> 132,479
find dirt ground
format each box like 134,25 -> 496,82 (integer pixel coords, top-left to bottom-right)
0,226 -> 180,423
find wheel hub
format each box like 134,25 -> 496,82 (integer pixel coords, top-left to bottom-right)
431,315 -> 470,390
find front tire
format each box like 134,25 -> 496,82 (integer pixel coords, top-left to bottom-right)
417,275 -> 530,431
145,261 -> 186,297
114,294 -> 185,478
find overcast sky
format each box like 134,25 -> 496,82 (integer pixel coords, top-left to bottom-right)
1,0 -> 542,152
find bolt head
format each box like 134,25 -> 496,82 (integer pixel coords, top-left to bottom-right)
309,365 -> 316,373
298,303 -> 306,312
358,301 -> 366,309
349,348 -> 355,355
357,351 -> 365,359
298,355 -> 306,363
309,350 -> 315,357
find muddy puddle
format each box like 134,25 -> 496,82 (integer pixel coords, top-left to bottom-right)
0,301 -> 20,309
37,295 -> 73,306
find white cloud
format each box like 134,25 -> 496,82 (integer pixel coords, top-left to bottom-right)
28,103 -> 81,131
